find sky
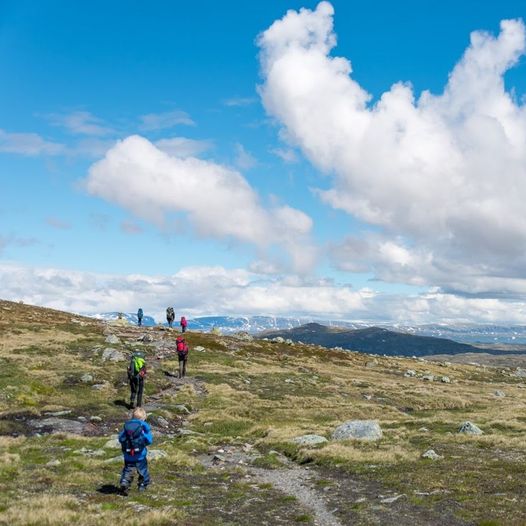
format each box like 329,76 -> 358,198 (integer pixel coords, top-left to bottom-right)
2,0 -> 526,324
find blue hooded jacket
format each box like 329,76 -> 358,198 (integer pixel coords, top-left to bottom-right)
118,419 -> 153,462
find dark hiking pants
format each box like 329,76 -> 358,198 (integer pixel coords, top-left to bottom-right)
129,375 -> 144,407
178,352 -> 188,378
120,458 -> 150,488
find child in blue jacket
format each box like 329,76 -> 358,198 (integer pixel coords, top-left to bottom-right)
118,407 -> 153,495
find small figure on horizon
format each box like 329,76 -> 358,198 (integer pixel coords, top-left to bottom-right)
166,307 -> 175,328
118,407 -> 153,496
137,308 -> 144,327
180,316 -> 187,333
176,336 -> 189,378
127,351 -> 146,408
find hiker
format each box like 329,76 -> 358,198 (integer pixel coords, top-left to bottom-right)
176,336 -> 189,378
137,308 -> 143,327
166,306 -> 175,328
127,351 -> 146,408
118,407 -> 153,495
180,316 -> 187,333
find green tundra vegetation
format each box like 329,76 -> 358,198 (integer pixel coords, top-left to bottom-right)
0,299 -> 525,525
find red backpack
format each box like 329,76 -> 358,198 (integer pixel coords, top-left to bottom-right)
176,337 -> 186,353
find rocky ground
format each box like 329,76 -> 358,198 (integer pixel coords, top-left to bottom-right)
1,299 -> 526,525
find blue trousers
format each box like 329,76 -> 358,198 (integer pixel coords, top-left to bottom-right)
120,458 -> 150,488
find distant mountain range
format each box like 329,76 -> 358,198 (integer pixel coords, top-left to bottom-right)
87,313 -> 526,345
261,323 -> 493,357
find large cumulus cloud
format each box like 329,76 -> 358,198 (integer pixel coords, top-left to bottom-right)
85,135 -> 316,272
258,2 -> 526,297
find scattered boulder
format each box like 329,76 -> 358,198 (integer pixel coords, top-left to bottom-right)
92,383 -> 109,390
421,449 -> 442,460
29,417 -> 84,435
422,374 -> 435,381
458,421 -> 483,435
46,459 -> 61,467
292,434 -> 328,446
194,346 -> 206,352
332,420 -> 383,441
232,331 -> 254,341
272,337 -> 285,344
148,449 -> 168,460
101,348 -> 125,362
365,360 -> 378,368
515,368 -> 526,378
80,373 -> 93,383
90,416 -> 102,423
140,334 -> 154,343
285,339 -> 295,346
103,437 -> 121,449
149,415 -> 170,428
174,404 -> 191,414
440,376 -> 451,383
404,370 -> 416,377
105,334 -> 120,345
494,390 -> 506,397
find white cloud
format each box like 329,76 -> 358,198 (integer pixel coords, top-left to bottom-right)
271,147 -> 298,163
155,137 -> 213,157
47,111 -> 114,136
85,135 -> 315,272
258,3 -> 526,297
139,110 -> 194,131
2,261 -> 526,324
0,129 -> 65,156
234,142 -> 257,169
224,97 -> 257,107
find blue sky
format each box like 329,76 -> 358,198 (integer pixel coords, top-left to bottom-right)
2,1 -> 526,323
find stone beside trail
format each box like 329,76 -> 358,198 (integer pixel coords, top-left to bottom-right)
458,421 -> 483,435
332,420 -> 383,441
293,434 -> 328,446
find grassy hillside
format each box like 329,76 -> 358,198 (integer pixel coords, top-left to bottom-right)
262,323 -> 494,357
1,299 -> 526,525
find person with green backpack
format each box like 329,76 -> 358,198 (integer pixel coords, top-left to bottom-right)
127,351 -> 146,408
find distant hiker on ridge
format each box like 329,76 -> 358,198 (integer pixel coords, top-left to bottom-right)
137,308 -> 143,327
118,407 -> 153,496
176,335 -> 189,378
127,351 -> 146,408
180,316 -> 187,333
166,307 -> 175,328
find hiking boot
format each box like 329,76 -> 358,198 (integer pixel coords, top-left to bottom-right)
120,485 -> 129,496
138,485 -> 147,493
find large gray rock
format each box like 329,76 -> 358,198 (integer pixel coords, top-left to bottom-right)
332,420 -> 383,441
515,368 -> 526,378
105,334 -> 120,344
29,417 -> 84,435
194,346 -> 206,352
292,434 -> 328,446
102,348 -> 125,362
458,421 -> 483,435
272,337 -> 285,344
80,373 -> 93,383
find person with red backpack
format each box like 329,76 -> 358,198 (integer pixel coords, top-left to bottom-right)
176,336 -> 189,378
180,316 -> 188,333
118,407 -> 153,495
